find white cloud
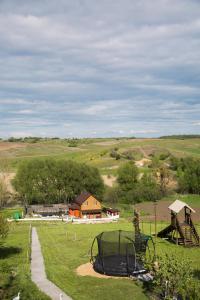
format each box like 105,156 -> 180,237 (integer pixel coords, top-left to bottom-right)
0,1 -> 200,137
193,122 -> 200,126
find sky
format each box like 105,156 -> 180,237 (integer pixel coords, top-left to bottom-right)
0,0 -> 200,138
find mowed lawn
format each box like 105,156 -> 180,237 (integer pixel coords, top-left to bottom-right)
0,222 -> 50,300
36,221 -> 200,300
0,221 -> 199,299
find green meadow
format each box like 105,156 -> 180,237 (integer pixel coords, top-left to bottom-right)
1,221 -> 200,300
1,137 -> 200,174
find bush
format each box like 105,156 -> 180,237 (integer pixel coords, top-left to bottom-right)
0,214 -> 9,245
110,150 -> 121,160
150,253 -> 200,300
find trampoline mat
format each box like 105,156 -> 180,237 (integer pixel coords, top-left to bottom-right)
93,255 -> 145,276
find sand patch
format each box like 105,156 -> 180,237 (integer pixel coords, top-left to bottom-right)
102,175 -> 116,187
0,172 -> 16,193
76,262 -> 126,279
135,158 -> 151,167
93,141 -> 119,146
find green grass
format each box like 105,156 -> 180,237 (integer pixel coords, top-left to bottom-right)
1,207 -> 24,219
1,221 -> 199,300
37,222 -> 148,300
1,138 -> 200,174
0,222 -> 50,300
36,221 -> 200,300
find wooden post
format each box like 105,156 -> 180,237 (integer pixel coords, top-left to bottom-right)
154,201 -> 157,258
150,222 -> 152,236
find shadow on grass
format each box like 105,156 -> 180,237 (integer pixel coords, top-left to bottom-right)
193,269 -> 200,280
0,246 -> 22,259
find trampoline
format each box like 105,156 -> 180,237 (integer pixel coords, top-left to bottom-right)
91,230 -> 155,277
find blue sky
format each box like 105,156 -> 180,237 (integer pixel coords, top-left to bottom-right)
0,0 -> 200,138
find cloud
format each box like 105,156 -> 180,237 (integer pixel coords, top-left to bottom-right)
0,0 -> 200,137
193,122 -> 200,126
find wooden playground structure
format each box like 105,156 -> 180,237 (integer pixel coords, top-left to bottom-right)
158,200 -> 200,247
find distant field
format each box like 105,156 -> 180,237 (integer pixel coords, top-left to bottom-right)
1,138 -> 200,175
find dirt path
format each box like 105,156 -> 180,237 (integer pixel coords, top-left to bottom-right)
76,262 -> 126,279
31,227 -> 72,300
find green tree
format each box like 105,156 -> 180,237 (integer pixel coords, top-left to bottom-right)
118,162 -> 138,191
178,158 -> 200,194
117,162 -> 161,204
0,179 -> 10,208
13,159 -> 104,204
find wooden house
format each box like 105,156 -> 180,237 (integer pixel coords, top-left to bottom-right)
68,192 -> 102,219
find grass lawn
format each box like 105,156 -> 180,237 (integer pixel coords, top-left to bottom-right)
36,221 -> 200,300
0,220 -> 200,299
0,222 -> 50,300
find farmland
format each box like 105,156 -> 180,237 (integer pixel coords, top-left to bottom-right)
1,138 -> 200,175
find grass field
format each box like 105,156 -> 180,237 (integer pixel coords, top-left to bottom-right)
1,138 -> 200,174
1,220 -> 199,300
0,223 -> 50,300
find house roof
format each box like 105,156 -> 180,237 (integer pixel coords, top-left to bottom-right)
168,200 -> 195,214
74,192 -> 93,206
27,203 -> 68,213
68,203 -> 80,210
106,208 -> 120,213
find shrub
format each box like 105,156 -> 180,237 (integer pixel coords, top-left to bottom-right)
150,253 -> 199,300
0,214 -> 9,245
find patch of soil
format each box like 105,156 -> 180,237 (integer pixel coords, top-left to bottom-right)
93,141 -> 119,146
135,201 -> 200,223
102,175 -> 116,187
135,158 -> 151,167
0,142 -> 26,152
0,172 -> 16,193
76,262 -> 126,279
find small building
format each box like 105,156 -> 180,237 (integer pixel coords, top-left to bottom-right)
105,207 -> 120,217
68,192 -> 102,219
26,203 -> 68,217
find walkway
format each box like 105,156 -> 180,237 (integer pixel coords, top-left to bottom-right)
31,227 -> 72,300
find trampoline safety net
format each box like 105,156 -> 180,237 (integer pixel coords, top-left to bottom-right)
91,230 -> 154,276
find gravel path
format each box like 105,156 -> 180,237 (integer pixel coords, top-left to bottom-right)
31,227 -> 72,300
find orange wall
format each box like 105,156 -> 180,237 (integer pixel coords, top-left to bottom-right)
80,195 -> 101,211
69,209 -> 81,218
